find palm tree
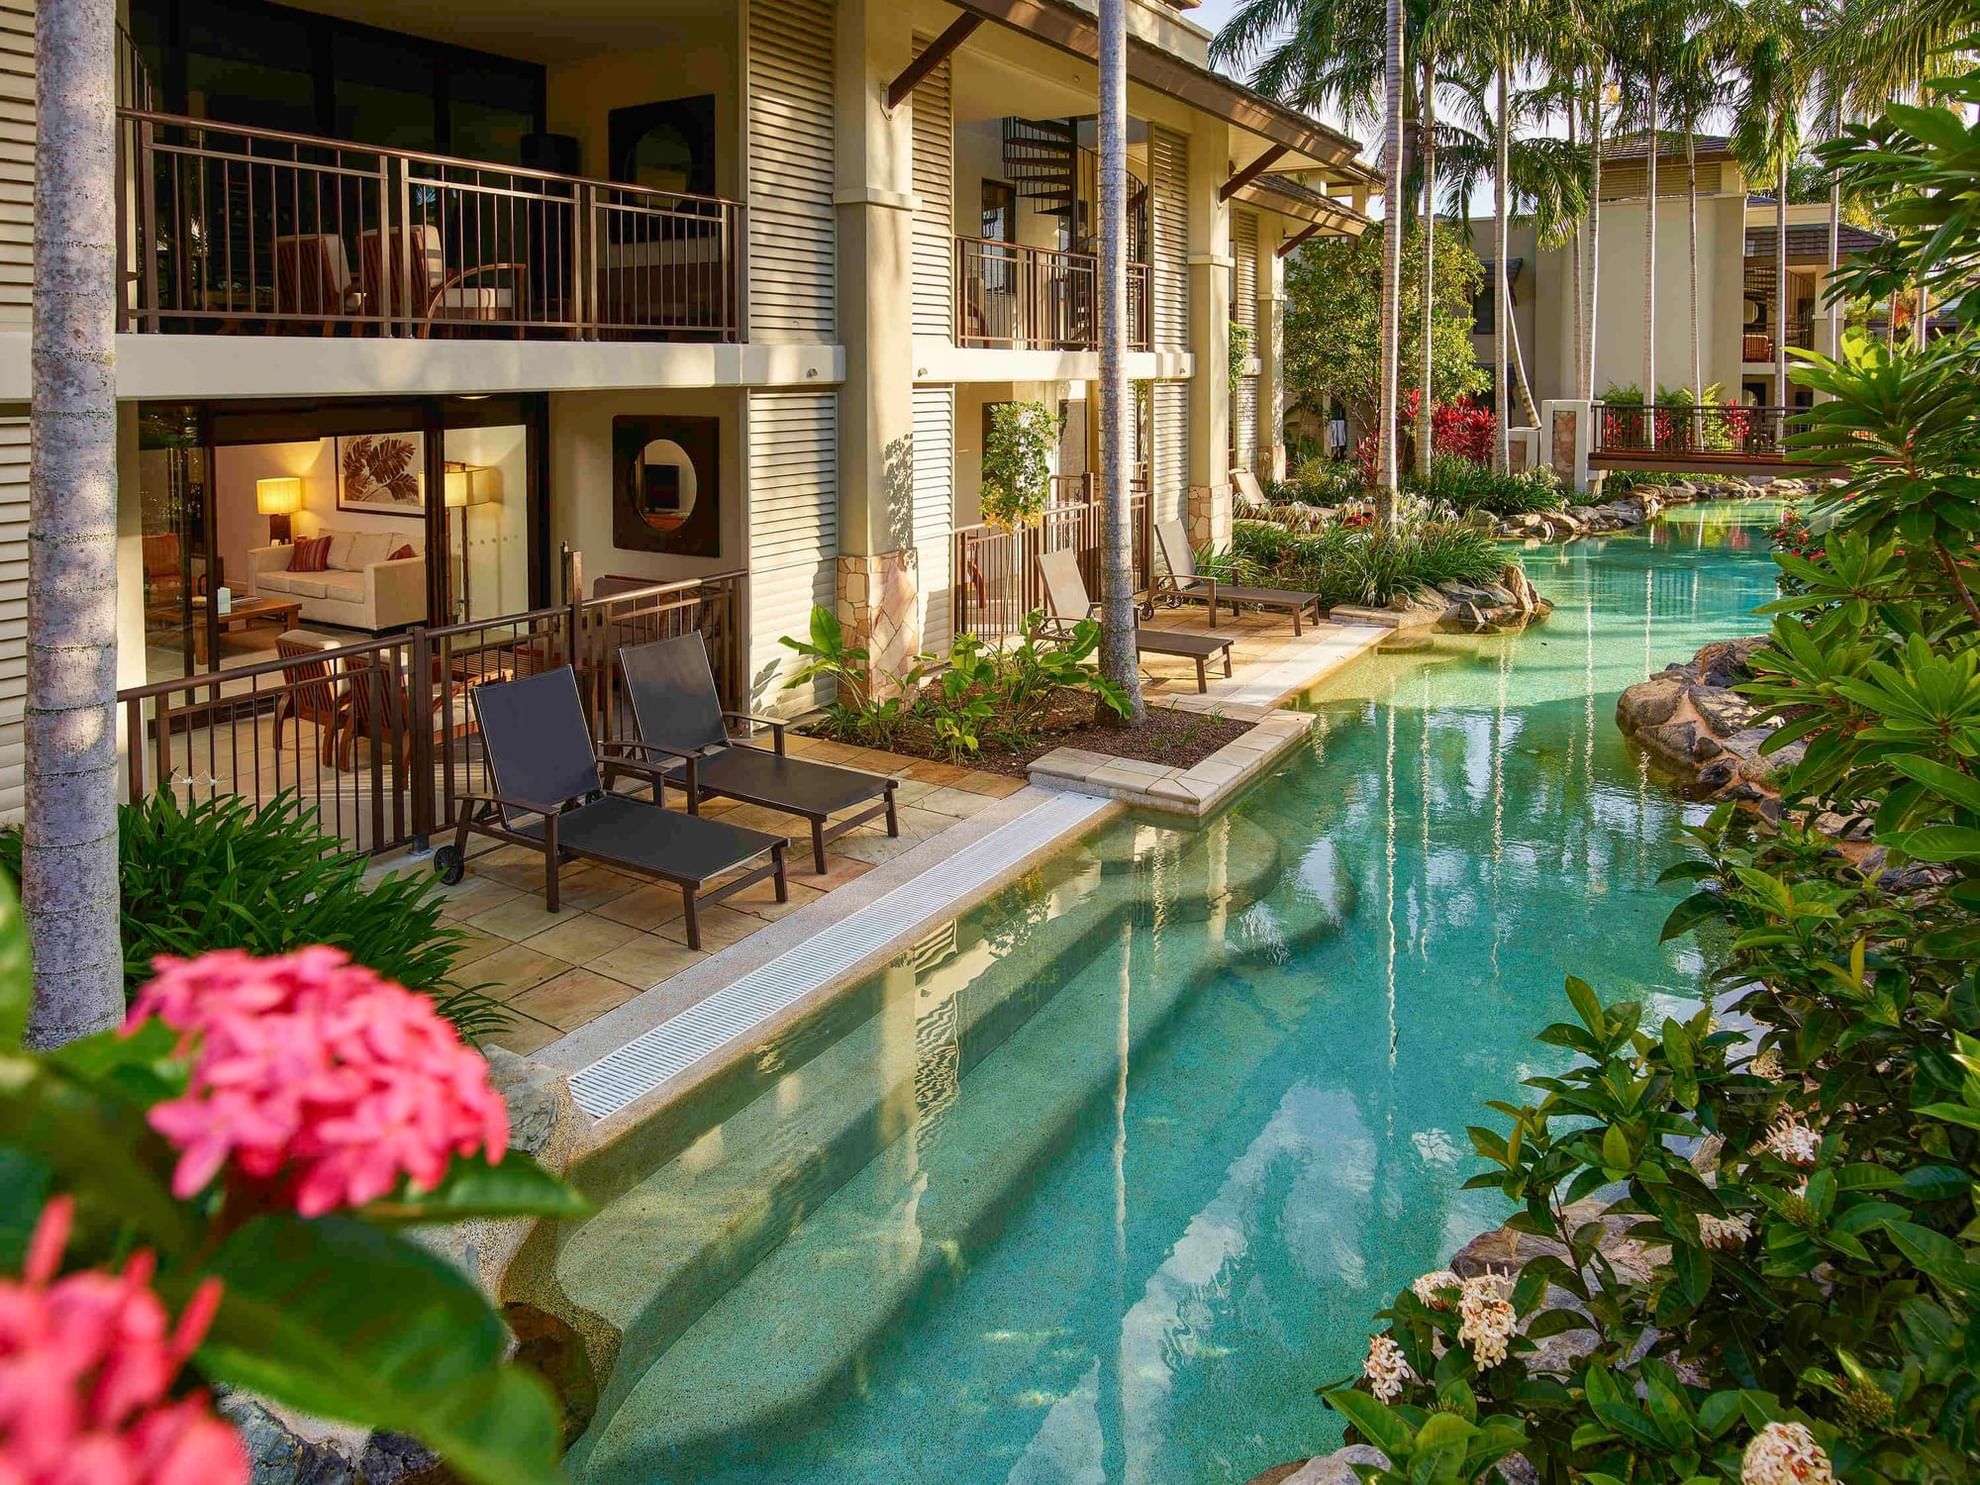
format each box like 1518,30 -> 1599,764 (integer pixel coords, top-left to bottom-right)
1376,0 -> 1407,512
1724,0 -> 1812,408
1416,44 -> 1439,478
26,0 -> 124,1046
1097,0 -> 1144,719
1666,10 -> 1733,405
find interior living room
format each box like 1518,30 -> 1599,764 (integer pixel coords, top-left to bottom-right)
137,396 -> 545,684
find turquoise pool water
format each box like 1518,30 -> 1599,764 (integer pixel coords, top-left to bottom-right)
562,504 -> 1782,1485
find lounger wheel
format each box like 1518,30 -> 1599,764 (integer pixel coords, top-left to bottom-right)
433,845 -> 465,886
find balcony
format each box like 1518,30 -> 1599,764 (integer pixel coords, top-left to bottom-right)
1742,318 -> 1813,363
955,238 -> 1150,352
118,110 -> 742,341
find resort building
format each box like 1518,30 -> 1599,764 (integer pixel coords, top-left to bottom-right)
0,0 -> 1370,825
1466,133 -> 1885,411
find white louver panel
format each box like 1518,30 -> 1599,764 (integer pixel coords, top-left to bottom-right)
0,0 -> 32,326
1232,210 -> 1258,332
912,385 -> 955,655
747,0 -> 836,342
1234,376 -> 1259,473
1150,126 -> 1188,353
909,40 -> 954,341
1151,381 -> 1188,525
0,417 -> 24,819
747,391 -> 838,712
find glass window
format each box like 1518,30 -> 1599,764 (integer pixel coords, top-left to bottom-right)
981,181 -> 1015,244
450,58 -> 541,166
180,0 -> 315,134
332,31 -> 436,153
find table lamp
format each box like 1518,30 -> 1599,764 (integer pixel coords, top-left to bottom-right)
256,476 -> 302,545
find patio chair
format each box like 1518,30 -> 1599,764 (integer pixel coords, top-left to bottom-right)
359,225 -> 525,336
272,630 -> 350,755
1153,517 -> 1323,634
272,233 -> 365,330
434,666 -> 786,948
1037,549 -> 1237,694
610,634 -> 898,875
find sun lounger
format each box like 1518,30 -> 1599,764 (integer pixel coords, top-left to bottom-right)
1153,516 -> 1323,633
433,665 -> 786,950
610,634 -> 899,875
1037,548 -> 1237,693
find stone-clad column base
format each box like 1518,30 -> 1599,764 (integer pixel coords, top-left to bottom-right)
837,550 -> 921,697
1186,482 -> 1231,552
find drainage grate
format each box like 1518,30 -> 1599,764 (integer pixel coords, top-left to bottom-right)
567,791 -> 1112,1119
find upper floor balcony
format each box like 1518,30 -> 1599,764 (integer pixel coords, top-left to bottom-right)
954,238 -> 1149,353
117,109 -> 744,343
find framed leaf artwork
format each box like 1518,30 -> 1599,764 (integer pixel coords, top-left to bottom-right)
335,433 -> 426,517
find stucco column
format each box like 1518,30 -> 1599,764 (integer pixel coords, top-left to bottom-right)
1541,398 -> 1595,493
1186,118 -> 1232,549
835,0 -> 920,686
1257,216 -> 1287,481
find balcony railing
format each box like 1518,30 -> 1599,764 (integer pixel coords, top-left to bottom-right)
1742,318 -> 1813,363
1593,403 -> 1805,461
955,238 -> 1150,352
118,109 -> 742,341
952,481 -> 1152,644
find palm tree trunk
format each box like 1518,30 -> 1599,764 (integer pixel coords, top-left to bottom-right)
1915,285 -> 1929,349
1374,0 -> 1405,516
1415,51 -> 1436,479
1584,74 -> 1602,400
1826,102 -> 1841,365
1687,127 -> 1701,405
1642,63 -> 1658,404
26,0 -> 123,1047
1570,96 -> 1585,399
1096,0 -> 1143,719
1493,43 -> 1511,472
1774,149 -> 1788,407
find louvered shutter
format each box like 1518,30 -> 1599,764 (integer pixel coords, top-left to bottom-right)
909,41 -> 954,341
747,391 -> 838,711
747,0 -> 836,341
1149,126 -> 1188,353
0,0 -> 32,326
912,386 -> 954,654
1151,382 -> 1188,525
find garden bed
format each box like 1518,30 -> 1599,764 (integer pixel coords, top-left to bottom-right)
805,688 -> 1253,779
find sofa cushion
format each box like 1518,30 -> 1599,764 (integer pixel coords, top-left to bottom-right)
291,535 -> 332,573
276,575 -> 335,599
257,570 -> 301,595
348,531 -> 393,570
314,570 -> 368,599
388,544 -> 416,562
325,531 -> 358,571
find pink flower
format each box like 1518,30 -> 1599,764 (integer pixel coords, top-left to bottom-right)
0,1197 -> 246,1485
127,948 -> 510,1217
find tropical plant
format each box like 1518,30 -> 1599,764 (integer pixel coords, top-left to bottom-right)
0,889 -> 587,1483
980,402 -> 1062,531
779,605 -> 917,748
1411,453 -> 1567,514
1232,510 -> 1508,606
0,793 -> 500,1039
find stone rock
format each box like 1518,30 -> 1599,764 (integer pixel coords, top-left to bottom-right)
1690,685 -> 1756,737
217,1395 -> 363,1485
1616,673 -> 1688,731
1251,1445 -> 1390,1485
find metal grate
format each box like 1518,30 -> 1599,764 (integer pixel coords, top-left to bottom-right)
568,790 -> 1112,1118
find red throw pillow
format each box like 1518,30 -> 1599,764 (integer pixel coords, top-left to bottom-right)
388,544 -> 415,562
290,535 -> 331,573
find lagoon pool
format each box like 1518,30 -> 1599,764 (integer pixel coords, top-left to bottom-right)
560,503 -> 1782,1485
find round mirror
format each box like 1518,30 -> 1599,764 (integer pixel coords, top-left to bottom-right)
630,438 -> 697,532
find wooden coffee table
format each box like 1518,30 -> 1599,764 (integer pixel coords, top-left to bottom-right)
192,597 -> 302,663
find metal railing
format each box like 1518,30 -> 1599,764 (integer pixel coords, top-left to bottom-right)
952,485 -> 1152,643
117,569 -> 747,858
1742,318 -> 1813,363
118,109 -> 743,341
1592,403 -> 1804,460
955,238 -> 1150,352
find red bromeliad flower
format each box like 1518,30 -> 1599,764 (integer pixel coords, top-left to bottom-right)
127,948 -> 510,1218
0,1198 -> 245,1485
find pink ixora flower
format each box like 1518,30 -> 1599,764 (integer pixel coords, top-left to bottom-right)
126,947 -> 510,1218
0,1197 -> 246,1485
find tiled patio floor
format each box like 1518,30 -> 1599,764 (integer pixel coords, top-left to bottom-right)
443,740 -> 1026,1055
444,608 -> 1380,1057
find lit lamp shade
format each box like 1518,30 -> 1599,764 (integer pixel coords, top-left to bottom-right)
444,464 -> 495,509
255,476 -> 302,544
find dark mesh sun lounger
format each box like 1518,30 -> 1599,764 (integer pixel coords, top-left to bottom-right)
611,634 -> 899,874
1037,549 -> 1236,693
1155,517 -> 1323,634
433,665 -> 786,950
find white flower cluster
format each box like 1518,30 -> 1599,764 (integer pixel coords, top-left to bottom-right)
1758,1114 -> 1821,1169
1740,1421 -> 1834,1485
1698,1212 -> 1755,1251
1363,1334 -> 1413,1402
1411,1269 -> 1462,1311
1456,1273 -> 1516,1370
1748,1047 -> 1786,1083
1694,1211 -> 1758,1251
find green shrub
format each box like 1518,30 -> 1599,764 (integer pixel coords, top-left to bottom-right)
1409,454 -> 1567,517
0,791 -> 500,1038
979,401 -> 1061,531
1233,513 -> 1506,609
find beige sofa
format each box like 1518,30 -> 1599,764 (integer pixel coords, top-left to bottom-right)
247,530 -> 425,633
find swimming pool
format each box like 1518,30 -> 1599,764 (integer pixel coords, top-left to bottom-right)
559,503 -> 1783,1484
